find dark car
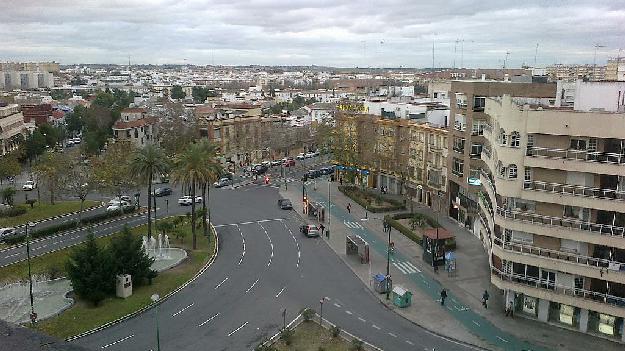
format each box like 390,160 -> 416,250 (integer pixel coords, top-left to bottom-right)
299,224 -> 320,237
320,166 -> 334,175
154,187 -> 173,197
308,169 -> 321,178
278,199 -> 293,210
253,165 -> 268,175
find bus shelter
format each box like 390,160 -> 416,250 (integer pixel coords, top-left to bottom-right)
346,235 -> 369,264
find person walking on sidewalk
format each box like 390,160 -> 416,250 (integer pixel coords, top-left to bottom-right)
347,203 -> 351,213
482,290 -> 489,309
505,301 -> 514,318
319,224 -> 325,236
440,289 -> 447,306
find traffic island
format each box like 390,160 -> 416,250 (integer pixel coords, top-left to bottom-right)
0,200 -> 101,228
337,186 -> 405,212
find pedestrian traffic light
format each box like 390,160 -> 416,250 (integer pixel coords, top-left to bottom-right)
264,176 -> 269,184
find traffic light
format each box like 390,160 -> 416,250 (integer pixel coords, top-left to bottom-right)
264,176 -> 270,184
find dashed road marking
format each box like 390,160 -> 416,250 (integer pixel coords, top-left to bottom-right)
275,286 -> 286,298
245,278 -> 259,293
406,340 -> 414,345
333,303 -> 341,308
172,303 -> 194,317
198,312 -> 220,327
472,320 -> 480,327
101,334 -> 134,349
345,310 -> 352,315
358,317 -> 366,322
227,321 -> 248,336
372,324 -> 381,330
258,222 -> 273,267
388,332 -> 397,337
280,221 -> 301,268
496,336 -> 508,343
214,277 -> 229,290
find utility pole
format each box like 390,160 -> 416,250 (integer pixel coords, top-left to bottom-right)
386,223 -> 391,300
503,51 -> 511,69
26,222 -> 36,325
151,294 -> 161,351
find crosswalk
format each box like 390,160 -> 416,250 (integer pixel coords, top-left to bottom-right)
391,260 -> 421,275
344,220 -> 364,229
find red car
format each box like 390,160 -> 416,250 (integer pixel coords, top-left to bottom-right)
283,158 -> 295,167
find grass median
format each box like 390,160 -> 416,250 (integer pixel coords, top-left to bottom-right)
0,200 -> 100,228
0,217 -> 215,339
273,321 -> 356,351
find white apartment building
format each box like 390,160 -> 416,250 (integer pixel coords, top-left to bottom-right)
0,103 -> 27,155
0,71 -> 54,90
477,81 -> 625,341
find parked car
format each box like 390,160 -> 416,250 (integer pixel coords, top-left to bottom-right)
0,227 -> 17,240
106,202 -> 133,212
154,187 -> 173,197
283,158 -> 295,167
72,137 -> 81,144
108,196 -> 131,206
278,199 -> 293,210
320,166 -> 334,175
178,195 -> 202,206
305,152 -> 315,158
300,224 -> 320,237
296,153 -> 306,160
271,160 -> 282,166
307,169 -> 321,179
22,180 -> 36,191
214,177 -> 231,188
65,140 -> 75,147
261,161 -> 271,168
253,164 -> 268,175
313,150 -> 320,157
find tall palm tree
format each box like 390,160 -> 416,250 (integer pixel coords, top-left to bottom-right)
197,141 -> 222,239
171,142 -> 209,250
130,144 -> 169,239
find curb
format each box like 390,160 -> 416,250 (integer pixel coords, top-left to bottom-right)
9,203 -> 104,230
65,221 -> 220,342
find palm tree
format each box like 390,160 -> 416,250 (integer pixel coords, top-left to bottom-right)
197,141 -> 222,239
171,142 -> 208,250
130,144 -> 169,239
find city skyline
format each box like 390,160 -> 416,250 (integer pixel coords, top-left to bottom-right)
1,0 -> 624,67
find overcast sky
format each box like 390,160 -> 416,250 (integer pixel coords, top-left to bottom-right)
1,0 -> 624,68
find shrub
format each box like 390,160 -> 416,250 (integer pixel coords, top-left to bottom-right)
351,339 -> 364,351
302,308 -> 315,321
0,205 -> 27,218
279,328 -> 294,345
25,199 -> 37,208
330,325 -> 341,337
338,186 -> 405,213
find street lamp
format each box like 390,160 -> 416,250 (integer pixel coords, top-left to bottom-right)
26,221 -> 36,325
386,221 -> 392,300
151,294 -> 161,351
319,297 -> 329,326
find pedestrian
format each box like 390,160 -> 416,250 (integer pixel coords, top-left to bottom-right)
319,224 -> 325,236
440,289 -> 447,306
505,301 -> 514,318
339,177 -> 343,185
347,203 -> 351,213
383,220 -> 387,232
482,290 -> 489,309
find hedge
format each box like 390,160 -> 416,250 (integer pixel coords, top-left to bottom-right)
0,206 -> 27,218
384,212 -> 456,251
2,207 -> 138,245
338,186 -> 405,213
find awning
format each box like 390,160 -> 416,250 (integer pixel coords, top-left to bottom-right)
423,228 -> 454,240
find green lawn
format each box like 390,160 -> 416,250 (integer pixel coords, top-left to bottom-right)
0,217 -> 215,339
273,321 -> 355,351
0,200 -> 100,228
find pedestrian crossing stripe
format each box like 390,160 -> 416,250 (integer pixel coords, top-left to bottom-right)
344,221 -> 364,229
392,261 -> 422,274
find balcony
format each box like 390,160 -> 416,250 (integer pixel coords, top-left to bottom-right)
428,144 -> 443,152
491,267 -> 625,317
453,121 -> 466,132
493,237 -> 625,284
453,146 -> 465,154
523,180 -> 625,213
480,171 -> 496,205
452,168 -> 464,177
526,147 -> 625,176
456,102 -> 468,110
495,207 -> 625,249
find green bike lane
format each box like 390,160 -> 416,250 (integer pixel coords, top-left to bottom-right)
300,183 -> 548,351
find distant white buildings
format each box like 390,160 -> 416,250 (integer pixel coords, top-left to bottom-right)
0,71 -> 53,90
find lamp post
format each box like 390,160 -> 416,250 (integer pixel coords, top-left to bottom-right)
319,297 -> 329,326
26,221 -> 36,325
151,294 -> 161,351
327,176 -> 331,238
282,308 -> 287,330
386,221 -> 391,300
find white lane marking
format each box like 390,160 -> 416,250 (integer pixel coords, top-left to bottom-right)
344,220 -> 364,229
235,225 -> 245,265
4,252 -> 20,259
333,303 -> 341,308
406,340 -> 414,345
245,278 -> 259,293
172,303 -> 194,317
101,334 -> 134,349
258,222 -> 273,267
472,320 -> 480,327
345,310 -> 352,315
496,336 -> 508,343
240,221 -> 253,225
281,221 -> 301,268
214,277 -> 229,290
258,219 -> 270,223
372,324 -> 381,330
392,262 -> 409,274
396,261 -> 418,274
227,321 -> 249,336
358,317 -> 366,322
388,332 -> 397,337
198,312 -> 220,327
275,286 -> 286,298
403,261 -> 422,273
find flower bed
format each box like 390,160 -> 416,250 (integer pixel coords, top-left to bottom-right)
337,186 -> 405,213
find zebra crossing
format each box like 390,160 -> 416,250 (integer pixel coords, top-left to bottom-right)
391,260 -> 421,275
344,220 -> 364,229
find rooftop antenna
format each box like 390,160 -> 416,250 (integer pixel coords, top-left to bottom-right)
503,51 -> 511,69
593,43 -> 606,81
453,39 -> 460,69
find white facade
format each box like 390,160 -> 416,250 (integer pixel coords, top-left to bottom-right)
573,80 -> 625,112
0,104 -> 26,155
0,71 -> 54,90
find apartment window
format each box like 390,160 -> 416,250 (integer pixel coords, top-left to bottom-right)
570,138 -> 587,150
471,144 -> 483,156
524,168 -> 532,188
508,164 -> 518,179
499,128 -> 507,145
472,121 -> 485,135
453,137 -> 465,153
563,206 -> 590,221
473,97 -> 486,111
511,231 -> 533,244
510,131 -> 520,147
498,161 -> 506,178
540,269 -> 556,290
452,158 -> 464,176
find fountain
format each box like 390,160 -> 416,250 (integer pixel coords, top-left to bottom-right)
0,275 -> 72,324
142,234 -> 187,272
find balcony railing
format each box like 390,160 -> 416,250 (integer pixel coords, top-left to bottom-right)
493,237 -> 625,271
527,146 -> 625,165
452,168 -> 464,177
492,267 -> 625,307
496,207 -> 625,238
453,146 -> 465,154
453,122 -> 466,132
523,180 -> 625,201
457,102 -> 468,109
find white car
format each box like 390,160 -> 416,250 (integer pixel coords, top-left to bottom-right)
261,161 -> 271,168
178,195 -> 202,206
305,152 -> 315,158
108,196 -> 131,206
0,227 -> 17,240
296,153 -> 306,160
72,137 -> 81,144
106,202 -> 133,212
22,180 -> 36,191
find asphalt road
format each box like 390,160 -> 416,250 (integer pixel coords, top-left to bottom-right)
72,183 -> 478,351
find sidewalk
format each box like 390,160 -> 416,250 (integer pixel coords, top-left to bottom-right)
279,180 -> 622,351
